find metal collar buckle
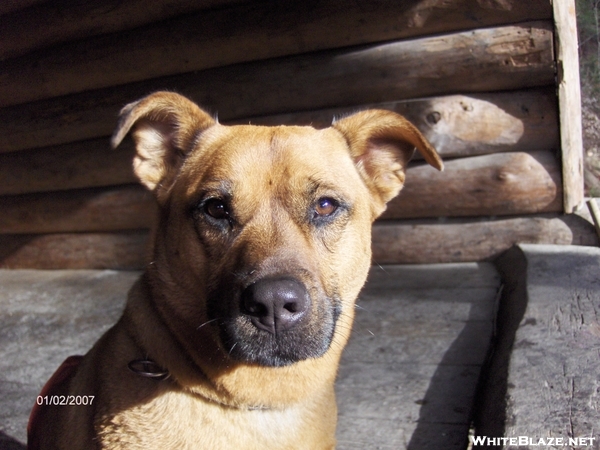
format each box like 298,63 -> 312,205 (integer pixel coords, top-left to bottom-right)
128,359 -> 170,381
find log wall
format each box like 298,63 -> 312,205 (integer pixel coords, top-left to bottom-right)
0,0 -> 592,269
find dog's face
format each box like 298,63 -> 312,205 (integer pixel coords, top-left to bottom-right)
112,92 -> 442,374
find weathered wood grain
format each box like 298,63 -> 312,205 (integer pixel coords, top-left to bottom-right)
0,151 -> 562,234
0,22 -> 556,153
1,214 -> 597,269
0,262 -> 498,447
0,0 -> 246,60
0,1 -> 552,107
0,185 -> 156,234
245,88 -> 560,159
0,269 -> 138,444
0,89 -> 559,196
554,0 -> 585,213
476,245 -> 600,445
0,231 -> 150,270
383,151 -> 563,219
0,138 -> 136,195
371,214 -> 599,264
0,0 -> 45,16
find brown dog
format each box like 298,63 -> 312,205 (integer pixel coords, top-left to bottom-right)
29,92 -> 442,449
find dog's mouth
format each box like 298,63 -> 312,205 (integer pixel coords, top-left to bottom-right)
207,276 -> 340,367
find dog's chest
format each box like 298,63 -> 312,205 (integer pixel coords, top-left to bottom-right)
98,389 -> 330,450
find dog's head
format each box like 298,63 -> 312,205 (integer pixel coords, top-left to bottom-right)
112,92 -> 442,395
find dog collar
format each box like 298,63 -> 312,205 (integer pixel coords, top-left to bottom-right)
128,359 -> 170,381
127,358 -> 272,411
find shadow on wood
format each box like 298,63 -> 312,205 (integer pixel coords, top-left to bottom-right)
0,430 -> 26,450
406,281 -> 499,449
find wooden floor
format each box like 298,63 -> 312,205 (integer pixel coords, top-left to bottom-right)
0,263 -> 501,449
336,264 -> 500,450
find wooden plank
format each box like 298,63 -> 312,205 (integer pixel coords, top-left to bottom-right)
384,151 -> 563,219
0,0 -> 552,107
1,213 -> 598,269
0,151 -> 561,234
554,0 -> 585,213
476,245 -> 600,444
0,185 -> 156,234
0,0 -> 46,16
0,262 -> 497,446
0,269 -> 138,444
246,89 -> 560,160
0,0 -> 246,61
0,231 -> 149,270
337,364 -> 479,449
0,89 -> 558,195
371,214 -> 600,264
0,139 -> 136,195
365,263 -> 500,290
0,22 -> 557,153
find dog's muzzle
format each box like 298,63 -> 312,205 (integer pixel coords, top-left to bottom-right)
208,274 -> 338,367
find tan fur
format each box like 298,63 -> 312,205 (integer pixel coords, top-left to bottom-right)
34,92 -> 442,449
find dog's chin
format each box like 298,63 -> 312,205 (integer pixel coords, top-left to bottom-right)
218,318 -> 336,367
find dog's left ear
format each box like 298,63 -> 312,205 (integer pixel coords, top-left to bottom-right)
333,109 -> 443,218
111,91 -> 216,204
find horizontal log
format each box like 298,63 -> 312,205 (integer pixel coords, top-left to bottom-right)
0,0 -> 246,60
0,185 -> 156,234
1,214 -> 597,269
0,151 -> 562,234
0,138 -> 137,195
0,0 -> 45,16
371,214 -> 599,265
383,151 -> 563,219
0,22 -> 556,153
248,89 -> 560,159
0,89 -> 559,195
0,231 -> 150,270
0,0 -> 552,107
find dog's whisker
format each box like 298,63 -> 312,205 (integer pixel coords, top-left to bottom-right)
196,318 -> 219,330
228,342 -> 238,356
375,263 -> 388,274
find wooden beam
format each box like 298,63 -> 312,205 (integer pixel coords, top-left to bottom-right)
0,0 -> 46,16
248,89 -> 560,160
383,151 -> 563,219
0,185 -> 156,234
0,0 -> 552,107
0,22 -> 556,153
554,0 -> 585,213
0,151 -> 562,234
0,89 -> 559,195
371,214 -> 599,265
0,231 -> 150,270
0,0 -> 247,61
477,245 -> 600,443
0,138 -> 136,195
1,214 -> 596,269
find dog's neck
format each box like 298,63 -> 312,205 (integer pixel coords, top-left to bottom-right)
122,276 -> 256,409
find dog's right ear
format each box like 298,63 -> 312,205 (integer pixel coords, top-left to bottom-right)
111,91 -> 215,203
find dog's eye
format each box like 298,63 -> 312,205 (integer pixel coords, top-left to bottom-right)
204,198 -> 230,220
314,197 -> 338,217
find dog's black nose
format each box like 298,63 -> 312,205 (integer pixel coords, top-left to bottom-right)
241,277 -> 310,334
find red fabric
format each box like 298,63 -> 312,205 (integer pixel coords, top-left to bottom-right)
27,355 -> 84,450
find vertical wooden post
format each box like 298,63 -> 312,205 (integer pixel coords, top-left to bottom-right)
554,0 -> 585,213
